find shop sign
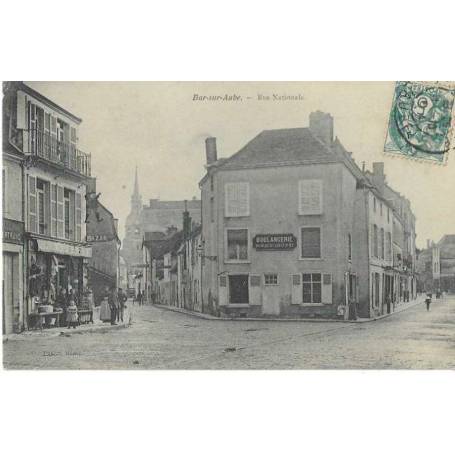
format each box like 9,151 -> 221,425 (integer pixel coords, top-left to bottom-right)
253,233 -> 297,251
3,219 -> 24,245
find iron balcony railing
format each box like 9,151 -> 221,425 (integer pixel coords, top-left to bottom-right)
29,129 -> 91,177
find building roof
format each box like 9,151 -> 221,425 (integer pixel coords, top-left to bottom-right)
17,82 -> 82,124
146,230 -> 183,259
218,128 -> 337,170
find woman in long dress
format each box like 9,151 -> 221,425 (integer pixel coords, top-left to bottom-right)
66,299 -> 79,329
100,287 -> 111,322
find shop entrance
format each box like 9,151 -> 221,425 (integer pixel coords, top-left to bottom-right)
3,253 -> 19,335
229,275 -> 249,304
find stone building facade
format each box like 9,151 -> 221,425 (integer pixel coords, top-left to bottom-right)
3,82 -> 92,332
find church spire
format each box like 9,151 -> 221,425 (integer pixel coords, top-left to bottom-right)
131,166 -> 142,212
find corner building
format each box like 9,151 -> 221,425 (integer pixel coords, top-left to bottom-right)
200,112 -> 417,319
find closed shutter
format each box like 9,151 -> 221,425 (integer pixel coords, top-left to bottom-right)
50,183 -> 57,237
322,274 -> 333,304
44,182 -> 50,236
249,274 -> 262,306
225,182 -> 249,217
43,111 -> 51,158
50,115 -> 58,160
75,192 -> 82,241
16,91 -> 27,130
298,180 -> 322,215
56,185 -> 64,238
69,191 -> 75,240
218,275 -> 228,306
291,274 -> 302,305
28,176 -> 37,233
28,102 -> 37,155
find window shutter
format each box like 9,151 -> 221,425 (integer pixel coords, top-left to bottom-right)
28,102 -> 37,155
50,184 -> 57,237
50,115 -> 58,160
299,180 -> 322,215
28,176 -> 37,233
16,91 -> 27,130
75,192 -> 82,242
218,275 -> 228,306
249,274 -> 262,305
225,182 -> 249,217
69,191 -> 75,240
322,274 -> 333,304
56,185 -> 64,238
291,274 -> 302,304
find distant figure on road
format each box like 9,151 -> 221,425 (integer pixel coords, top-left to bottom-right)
425,294 -> 431,311
100,286 -> 111,322
137,291 -> 143,307
109,286 -> 119,325
117,287 -> 127,322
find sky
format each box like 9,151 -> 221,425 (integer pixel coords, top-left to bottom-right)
26,82 -> 455,248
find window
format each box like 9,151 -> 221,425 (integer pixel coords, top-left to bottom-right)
303,273 -> 322,304
373,196 -> 376,212
348,233 -> 352,261
226,228 -> 248,261
380,227 -> 385,259
264,273 -> 278,285
63,188 -> 75,240
301,227 -> 321,258
373,224 -> 378,258
298,180 -> 322,215
225,182 -> 249,217
380,202 -> 383,216
387,207 -> 390,223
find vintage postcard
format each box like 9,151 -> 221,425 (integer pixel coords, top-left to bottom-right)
2,81 -> 455,369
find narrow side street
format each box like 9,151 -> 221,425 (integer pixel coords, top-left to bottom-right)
3,296 -> 454,369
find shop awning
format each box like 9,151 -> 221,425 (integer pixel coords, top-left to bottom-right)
36,238 -> 92,258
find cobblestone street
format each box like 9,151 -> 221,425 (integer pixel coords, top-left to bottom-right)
3,296 -> 455,369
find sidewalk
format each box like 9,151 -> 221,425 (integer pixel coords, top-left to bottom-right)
2,304 -> 133,342
153,295 -> 426,323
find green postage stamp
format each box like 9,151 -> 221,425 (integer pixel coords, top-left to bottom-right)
384,81 -> 455,164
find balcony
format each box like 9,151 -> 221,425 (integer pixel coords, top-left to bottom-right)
29,129 -> 91,177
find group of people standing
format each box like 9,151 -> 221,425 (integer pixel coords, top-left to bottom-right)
100,286 -> 128,325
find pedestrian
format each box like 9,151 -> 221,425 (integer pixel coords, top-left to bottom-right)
425,294 -> 431,311
109,285 -> 118,325
137,290 -> 142,307
117,287 -> 127,322
66,298 -> 78,329
100,286 -> 111,322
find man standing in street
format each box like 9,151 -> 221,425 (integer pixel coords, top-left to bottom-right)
109,285 -> 118,325
117,288 -> 127,322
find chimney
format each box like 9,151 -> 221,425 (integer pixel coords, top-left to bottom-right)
205,137 -> 217,164
309,111 -> 334,145
86,177 -> 97,194
113,218 -> 118,234
427,239 -> 431,249
372,162 -> 385,195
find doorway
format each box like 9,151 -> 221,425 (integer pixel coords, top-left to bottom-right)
229,275 -> 249,304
